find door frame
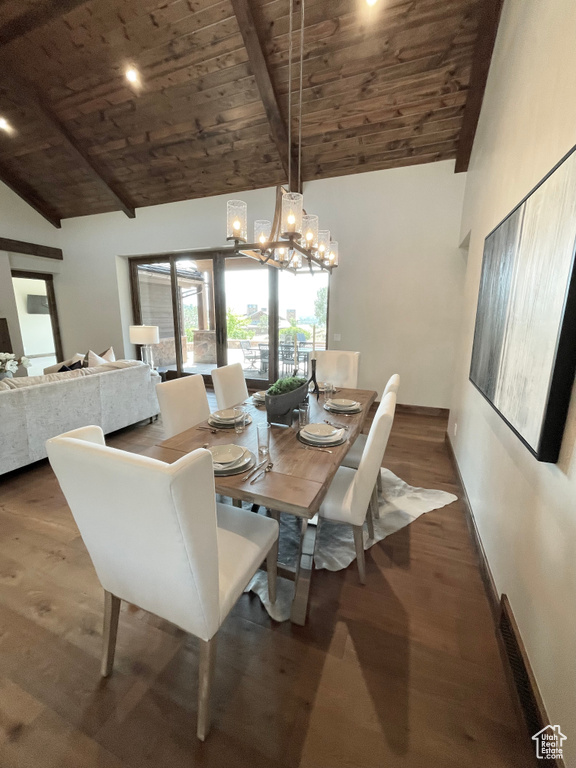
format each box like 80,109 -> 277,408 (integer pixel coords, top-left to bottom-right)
10,269 -> 64,363
128,247 -> 328,388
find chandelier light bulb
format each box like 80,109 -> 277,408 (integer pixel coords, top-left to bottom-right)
233,219 -> 240,230
366,0 -> 378,6
281,192 -> 303,236
288,214 -> 295,225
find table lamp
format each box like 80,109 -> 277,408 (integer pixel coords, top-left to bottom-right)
129,325 -> 159,369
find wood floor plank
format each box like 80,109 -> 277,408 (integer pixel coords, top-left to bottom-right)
0,407 -> 536,767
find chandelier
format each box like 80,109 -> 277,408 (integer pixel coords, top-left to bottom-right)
226,0 -> 339,274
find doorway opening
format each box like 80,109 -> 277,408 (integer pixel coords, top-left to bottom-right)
11,270 -> 63,376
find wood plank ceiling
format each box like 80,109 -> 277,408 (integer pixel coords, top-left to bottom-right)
0,0 -> 496,226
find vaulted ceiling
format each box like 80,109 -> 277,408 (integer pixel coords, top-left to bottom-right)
0,0 -> 501,227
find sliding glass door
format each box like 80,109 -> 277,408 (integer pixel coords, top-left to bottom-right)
130,250 -> 328,387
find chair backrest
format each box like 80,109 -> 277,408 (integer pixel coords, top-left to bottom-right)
383,373 -> 400,398
311,350 -> 360,388
348,392 -> 396,523
47,426 -> 220,641
156,374 -> 210,439
240,340 -> 251,350
211,362 -> 249,410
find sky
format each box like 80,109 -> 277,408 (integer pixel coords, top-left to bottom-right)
224,267 -> 328,321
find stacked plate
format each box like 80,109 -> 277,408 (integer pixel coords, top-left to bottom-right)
252,390 -> 267,405
209,444 -> 254,475
298,422 -> 346,447
308,381 -> 330,393
208,408 -> 253,428
324,398 -> 362,415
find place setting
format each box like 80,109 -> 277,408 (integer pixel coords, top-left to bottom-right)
251,390 -> 267,407
208,444 -> 256,476
323,397 -> 362,415
207,407 -> 253,430
296,402 -> 347,451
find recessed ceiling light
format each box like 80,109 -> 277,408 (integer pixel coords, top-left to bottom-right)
125,67 -> 139,83
0,117 -> 11,132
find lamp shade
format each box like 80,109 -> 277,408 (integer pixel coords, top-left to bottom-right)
129,325 -> 159,345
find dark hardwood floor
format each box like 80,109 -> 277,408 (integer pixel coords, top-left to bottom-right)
0,406 -> 535,767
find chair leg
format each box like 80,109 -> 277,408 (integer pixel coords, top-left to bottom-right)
197,635 -> 217,741
370,483 -> 380,520
352,525 -> 366,585
377,468 -> 383,494
101,591 -> 121,678
233,499 -> 241,508
268,509 -> 280,604
267,542 -> 278,604
366,505 -> 375,540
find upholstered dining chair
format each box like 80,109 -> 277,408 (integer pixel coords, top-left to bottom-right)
212,362 -> 249,410
310,350 -> 360,388
342,374 -> 400,511
156,373 -> 210,439
318,391 -> 397,583
46,426 -> 279,741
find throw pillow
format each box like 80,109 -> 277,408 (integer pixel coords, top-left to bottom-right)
58,360 -> 83,373
44,353 -> 85,375
87,350 -> 108,367
100,346 -> 116,362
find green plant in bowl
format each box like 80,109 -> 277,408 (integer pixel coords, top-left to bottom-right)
267,377 -> 307,396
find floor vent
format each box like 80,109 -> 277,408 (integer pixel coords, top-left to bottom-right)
499,595 -> 564,768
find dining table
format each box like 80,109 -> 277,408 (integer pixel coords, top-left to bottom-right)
145,386 -> 377,625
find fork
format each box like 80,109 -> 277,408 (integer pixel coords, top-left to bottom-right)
302,446 -> 333,454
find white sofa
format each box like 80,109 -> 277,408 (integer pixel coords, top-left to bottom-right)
0,360 -> 160,475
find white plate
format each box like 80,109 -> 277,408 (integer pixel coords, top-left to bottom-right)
212,408 -> 240,422
214,450 -> 251,472
328,398 -> 357,408
253,390 -> 267,400
309,381 -> 330,392
302,422 -> 338,438
300,427 -> 345,444
209,444 -> 245,464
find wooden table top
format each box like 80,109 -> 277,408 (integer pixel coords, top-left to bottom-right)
147,387 -> 377,518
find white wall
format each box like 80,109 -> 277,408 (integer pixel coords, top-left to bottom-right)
33,160 -> 463,406
0,181 -> 63,359
450,0 -> 576,763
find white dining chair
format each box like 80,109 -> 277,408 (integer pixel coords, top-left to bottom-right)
310,350 -> 360,388
46,425 -> 279,741
342,374 -> 400,509
318,391 -> 397,583
212,362 -> 249,410
156,374 -> 210,439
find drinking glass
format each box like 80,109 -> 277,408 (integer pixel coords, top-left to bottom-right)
233,407 -> 246,435
323,382 -> 333,403
257,424 -> 270,459
298,403 -> 310,429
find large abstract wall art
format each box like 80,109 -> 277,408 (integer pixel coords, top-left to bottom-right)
470,145 -> 576,462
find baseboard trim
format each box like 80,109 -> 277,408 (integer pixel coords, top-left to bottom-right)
445,433 -> 564,768
396,403 -> 450,417
444,433 -> 499,617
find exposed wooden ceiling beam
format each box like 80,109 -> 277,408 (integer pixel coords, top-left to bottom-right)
455,0 -> 504,173
0,237 -> 62,260
0,0 -> 92,47
230,0 -> 299,191
2,65 -> 136,218
0,160 -> 61,228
